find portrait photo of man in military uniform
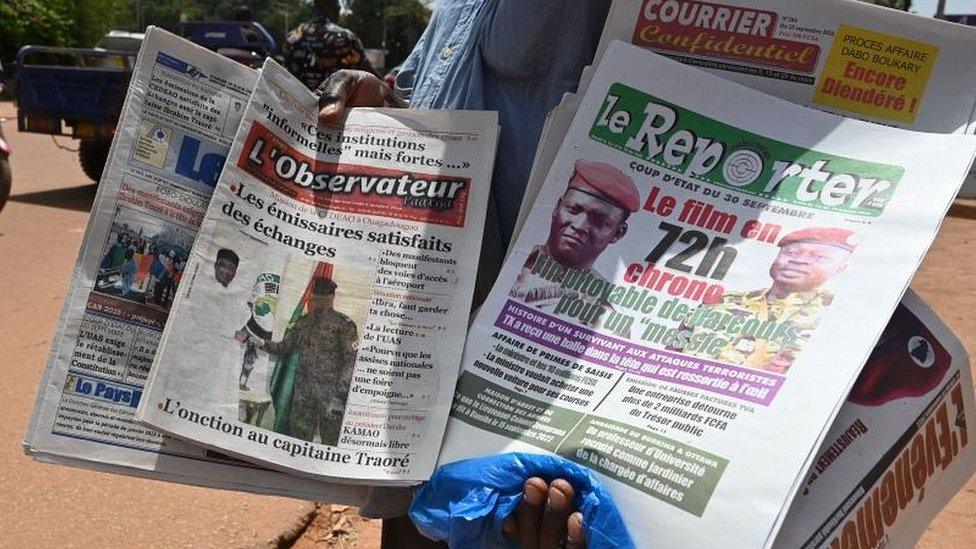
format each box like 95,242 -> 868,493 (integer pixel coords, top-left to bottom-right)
509,159 -> 640,332
241,275 -> 358,446
680,227 -> 859,374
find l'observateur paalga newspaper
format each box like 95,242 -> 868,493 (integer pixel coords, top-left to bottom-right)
137,59 -> 498,484
775,290 -> 976,548
436,41 -> 976,547
593,0 -> 976,195
23,28 -> 401,511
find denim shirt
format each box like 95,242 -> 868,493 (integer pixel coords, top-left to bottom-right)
396,0 -> 611,249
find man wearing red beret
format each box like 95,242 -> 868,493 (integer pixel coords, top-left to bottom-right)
509,159 -> 639,330
681,227 -> 858,374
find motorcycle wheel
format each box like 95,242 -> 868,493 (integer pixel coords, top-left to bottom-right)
79,139 -> 112,183
0,155 -> 11,213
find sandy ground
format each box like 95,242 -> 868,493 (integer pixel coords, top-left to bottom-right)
1,97 -> 975,547
0,102 -> 317,548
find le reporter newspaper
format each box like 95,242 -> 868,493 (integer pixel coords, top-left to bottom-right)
135,58 -> 498,484
20,13 -> 976,545
435,40 -> 976,548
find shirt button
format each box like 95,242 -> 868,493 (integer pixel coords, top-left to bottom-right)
440,45 -> 454,60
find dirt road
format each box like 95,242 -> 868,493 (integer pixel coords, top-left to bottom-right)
1,97 -> 974,547
0,102 -> 316,547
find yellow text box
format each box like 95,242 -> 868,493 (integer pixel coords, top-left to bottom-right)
812,25 -> 939,124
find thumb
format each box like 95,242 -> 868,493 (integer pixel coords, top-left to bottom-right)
317,72 -> 359,124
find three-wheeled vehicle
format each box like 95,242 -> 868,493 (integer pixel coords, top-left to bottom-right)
1,60 -> 14,212
14,22 -> 275,184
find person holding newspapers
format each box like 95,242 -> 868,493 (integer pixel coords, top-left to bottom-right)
316,2 -> 629,548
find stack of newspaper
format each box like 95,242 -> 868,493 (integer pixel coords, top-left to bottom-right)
22,1 -> 976,546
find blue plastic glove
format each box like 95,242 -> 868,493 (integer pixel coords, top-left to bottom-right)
409,453 -> 635,549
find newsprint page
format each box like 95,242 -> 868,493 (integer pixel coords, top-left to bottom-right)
23,28 -> 394,510
775,290 -> 976,548
138,59 -> 498,484
593,0 -> 976,195
436,41 -> 976,547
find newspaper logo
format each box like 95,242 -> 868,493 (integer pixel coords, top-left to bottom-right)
590,83 -> 904,217
64,374 -> 144,409
237,122 -> 471,227
908,335 -> 935,368
722,148 -> 764,187
632,0 -> 820,74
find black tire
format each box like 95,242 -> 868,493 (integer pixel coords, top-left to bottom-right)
79,139 -> 112,183
0,156 -> 10,213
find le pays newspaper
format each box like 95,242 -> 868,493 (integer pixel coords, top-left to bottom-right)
23,28 -> 409,511
437,41 -> 976,548
136,59 -> 498,484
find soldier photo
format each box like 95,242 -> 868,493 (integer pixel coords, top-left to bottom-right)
240,276 -> 358,445
509,159 -> 639,330
281,0 -> 375,91
681,227 -> 859,374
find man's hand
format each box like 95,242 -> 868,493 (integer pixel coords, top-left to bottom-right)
234,330 -> 248,343
503,477 -> 586,549
316,69 -> 407,125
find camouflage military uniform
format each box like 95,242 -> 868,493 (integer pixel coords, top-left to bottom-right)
682,288 -> 832,372
281,16 -> 374,90
509,245 -> 629,337
263,307 -> 358,444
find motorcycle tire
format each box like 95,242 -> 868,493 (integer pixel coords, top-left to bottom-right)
79,139 -> 112,183
0,155 -> 11,213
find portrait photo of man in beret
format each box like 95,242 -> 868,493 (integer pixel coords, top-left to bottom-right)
509,159 -> 640,329
680,227 -> 859,374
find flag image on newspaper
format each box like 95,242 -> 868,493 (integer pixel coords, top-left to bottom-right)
138,59 -> 499,484
435,41 -> 976,547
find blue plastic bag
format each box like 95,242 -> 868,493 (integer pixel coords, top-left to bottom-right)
409,453 -> 635,548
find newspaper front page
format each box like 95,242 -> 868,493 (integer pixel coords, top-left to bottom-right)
775,290 -> 976,548
138,59 -> 498,484
593,0 -> 976,196
22,28 -> 401,511
437,41 -> 976,547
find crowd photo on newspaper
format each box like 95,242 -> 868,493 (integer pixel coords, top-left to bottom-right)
17,0 -> 976,548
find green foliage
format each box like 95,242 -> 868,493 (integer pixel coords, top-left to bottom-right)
0,0 -> 73,63
343,0 -> 431,69
0,0 -> 427,70
859,0 -> 912,11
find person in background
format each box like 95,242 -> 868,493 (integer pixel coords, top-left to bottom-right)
281,0 -> 375,91
118,249 -> 137,297
317,2 -> 617,547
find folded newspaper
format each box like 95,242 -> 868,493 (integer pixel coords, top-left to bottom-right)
135,58 -> 498,484
21,9 -> 976,544
775,290 -> 975,549
21,28 -> 411,513
435,40 -> 976,547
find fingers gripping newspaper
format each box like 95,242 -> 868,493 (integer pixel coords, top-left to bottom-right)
23,28 -> 397,510
775,290 -> 976,548
437,41 -> 976,547
137,59 -> 498,484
